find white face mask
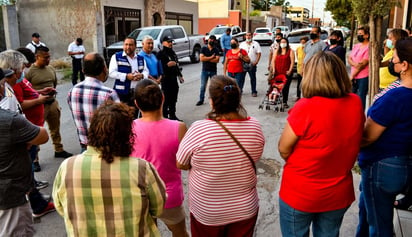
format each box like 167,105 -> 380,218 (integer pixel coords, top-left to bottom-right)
280,43 -> 287,48
246,38 -> 252,42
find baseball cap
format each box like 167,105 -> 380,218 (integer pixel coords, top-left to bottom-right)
0,68 -> 15,80
162,36 -> 173,42
32,32 -> 40,38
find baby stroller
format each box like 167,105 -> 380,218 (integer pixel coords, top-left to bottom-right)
258,74 -> 287,112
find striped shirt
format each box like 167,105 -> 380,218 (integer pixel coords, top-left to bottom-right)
67,77 -> 119,145
52,147 -> 166,237
177,118 -> 265,226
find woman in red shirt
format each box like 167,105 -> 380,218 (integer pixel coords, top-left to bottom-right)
278,51 -> 365,237
271,38 -> 294,108
223,38 -> 250,92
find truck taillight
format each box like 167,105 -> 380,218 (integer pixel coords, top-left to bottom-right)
267,33 -> 272,36
253,33 -> 257,36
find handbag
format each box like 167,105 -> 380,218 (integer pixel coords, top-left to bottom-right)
215,120 -> 257,174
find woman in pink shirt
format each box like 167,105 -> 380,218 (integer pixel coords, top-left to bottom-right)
348,26 -> 370,109
131,79 -> 188,237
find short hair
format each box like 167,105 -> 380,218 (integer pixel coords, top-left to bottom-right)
312,26 -> 321,34
395,38 -> 412,65
76,38 -> 83,45
124,37 -> 136,45
142,35 -> 154,43
231,37 -> 239,43
207,75 -> 247,120
87,101 -> 135,164
389,28 -> 408,41
35,45 -> 49,55
83,53 -> 105,77
357,26 -> 369,36
16,47 -> 35,64
330,30 -> 345,46
300,36 -> 309,42
275,33 -> 283,38
134,79 -> 163,112
301,51 -> 351,98
275,27 -> 281,31
209,35 -> 217,40
226,28 -> 231,33
0,50 -> 28,74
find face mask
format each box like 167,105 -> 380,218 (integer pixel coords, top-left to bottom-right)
388,60 -> 400,77
246,38 -> 252,42
16,71 -> 24,84
329,39 -> 338,45
357,35 -> 365,42
230,43 -> 237,49
280,43 -> 287,48
386,39 -> 394,49
208,41 -> 214,46
310,33 -> 318,40
276,39 -> 281,43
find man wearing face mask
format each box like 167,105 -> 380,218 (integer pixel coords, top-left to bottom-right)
240,32 -> 261,97
196,35 -> 220,106
303,26 -> 327,69
68,53 -> 119,151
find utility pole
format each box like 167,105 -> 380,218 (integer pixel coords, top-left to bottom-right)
246,0 -> 250,32
311,0 -> 314,18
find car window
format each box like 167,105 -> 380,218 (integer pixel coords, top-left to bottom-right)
172,27 -> 185,39
232,27 -> 239,34
160,29 -> 173,41
135,29 -> 161,41
210,27 -> 227,35
128,29 -> 141,39
255,28 -> 270,33
287,31 -> 310,43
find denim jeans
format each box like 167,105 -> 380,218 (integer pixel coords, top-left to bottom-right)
356,156 -> 412,237
352,77 -> 368,109
243,66 -> 257,94
279,198 -> 349,237
228,72 -> 245,92
199,70 -> 216,102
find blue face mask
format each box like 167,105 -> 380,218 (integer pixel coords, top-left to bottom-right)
16,71 -> 24,84
386,39 -> 394,49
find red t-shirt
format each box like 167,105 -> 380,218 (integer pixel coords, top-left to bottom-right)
13,79 -> 44,126
279,94 -> 365,212
226,49 -> 248,73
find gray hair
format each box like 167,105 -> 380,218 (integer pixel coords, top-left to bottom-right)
142,35 -> 154,43
0,50 -> 28,73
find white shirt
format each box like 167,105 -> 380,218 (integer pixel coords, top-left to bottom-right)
67,42 -> 85,59
25,41 -> 46,53
240,41 -> 261,64
0,83 -> 23,114
108,51 -> 149,89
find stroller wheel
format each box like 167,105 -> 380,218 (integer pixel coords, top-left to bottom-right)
266,105 -> 270,110
274,107 -> 279,112
280,107 -> 285,112
258,105 -> 263,110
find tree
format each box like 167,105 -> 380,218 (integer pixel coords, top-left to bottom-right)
325,0 -> 352,27
252,0 -> 290,11
351,0 -> 399,105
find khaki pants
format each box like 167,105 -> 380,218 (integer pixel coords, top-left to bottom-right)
44,100 -> 63,152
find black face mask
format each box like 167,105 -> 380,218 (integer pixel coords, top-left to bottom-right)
329,39 -> 338,45
310,33 -> 318,40
276,39 -> 281,43
230,43 -> 237,49
388,60 -> 401,77
357,35 -> 365,42
208,41 -> 215,46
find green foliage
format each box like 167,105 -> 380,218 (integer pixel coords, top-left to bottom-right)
250,10 -> 261,16
0,0 -> 15,5
351,0 -> 398,24
252,0 -> 290,11
325,0 -> 352,27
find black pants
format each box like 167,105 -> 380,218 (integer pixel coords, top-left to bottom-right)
296,73 -> 302,98
162,83 -> 179,119
118,89 -> 140,119
72,58 -> 85,85
282,74 -> 293,104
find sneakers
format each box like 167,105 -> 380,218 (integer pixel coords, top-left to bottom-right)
40,193 -> 51,202
54,150 -> 73,158
33,161 -> 41,172
195,101 -> 203,106
32,202 -> 56,218
283,103 -> 290,109
36,180 -> 49,190
252,93 -> 257,97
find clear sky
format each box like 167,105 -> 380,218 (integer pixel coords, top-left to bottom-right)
287,0 -> 333,24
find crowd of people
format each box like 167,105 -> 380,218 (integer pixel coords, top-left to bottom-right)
0,25 -> 411,237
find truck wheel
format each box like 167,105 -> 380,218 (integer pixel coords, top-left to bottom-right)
190,47 -> 201,63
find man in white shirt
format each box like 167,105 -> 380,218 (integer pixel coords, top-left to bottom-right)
26,33 -> 46,53
68,38 -> 86,85
240,32 -> 261,97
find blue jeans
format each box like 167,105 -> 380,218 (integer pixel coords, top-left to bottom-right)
356,156 -> 412,237
352,77 -> 368,109
228,72 -> 245,92
199,70 -> 216,102
243,66 -> 257,94
279,198 -> 349,237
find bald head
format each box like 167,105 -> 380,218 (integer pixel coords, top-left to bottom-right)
83,52 -> 107,81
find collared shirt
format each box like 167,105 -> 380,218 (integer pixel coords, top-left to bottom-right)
67,77 -> 120,145
304,39 -> 327,64
108,51 -> 149,89
53,147 -> 166,237
239,41 -> 261,64
25,41 -> 46,53
67,42 -> 85,59
220,34 -> 232,50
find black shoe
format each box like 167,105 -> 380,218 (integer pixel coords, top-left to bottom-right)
40,193 -> 51,202
32,202 -> 56,218
196,101 -> 203,106
36,180 -> 49,190
283,103 -> 290,109
54,150 -> 73,158
33,161 -> 41,172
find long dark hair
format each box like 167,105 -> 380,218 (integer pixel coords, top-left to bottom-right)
207,75 -> 247,120
88,101 -> 135,163
276,38 -> 290,55
396,38 -> 412,65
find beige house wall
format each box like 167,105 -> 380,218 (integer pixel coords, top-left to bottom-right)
198,0 -> 229,18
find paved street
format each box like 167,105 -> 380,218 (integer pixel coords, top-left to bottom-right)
33,46 -> 360,236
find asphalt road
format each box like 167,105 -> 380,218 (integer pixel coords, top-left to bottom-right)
32,46 -> 361,236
